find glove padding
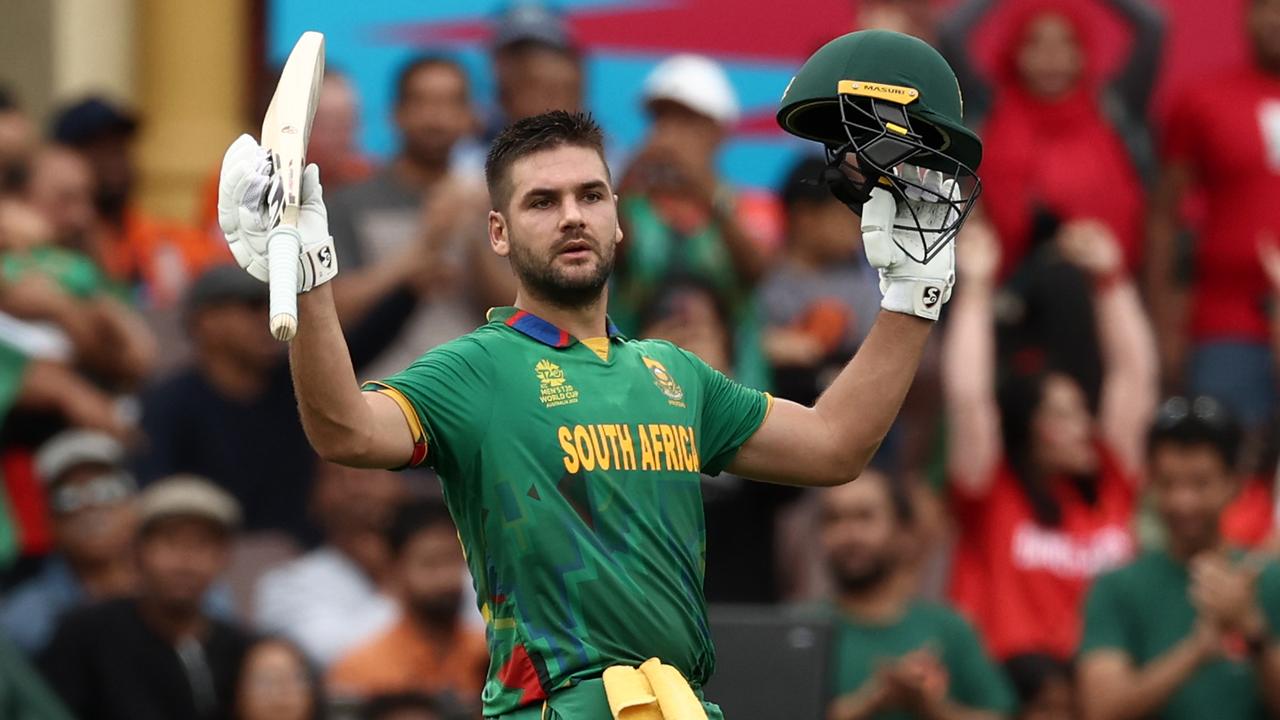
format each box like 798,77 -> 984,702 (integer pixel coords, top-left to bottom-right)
217,134 -> 338,293
860,167 -> 958,321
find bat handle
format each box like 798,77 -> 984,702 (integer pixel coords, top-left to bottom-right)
267,225 -> 301,342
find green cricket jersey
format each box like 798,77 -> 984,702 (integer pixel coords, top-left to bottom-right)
1080,549 -> 1280,720
364,307 -> 770,716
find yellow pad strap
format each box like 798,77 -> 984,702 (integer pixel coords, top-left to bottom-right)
640,658 -> 707,720
603,665 -> 661,720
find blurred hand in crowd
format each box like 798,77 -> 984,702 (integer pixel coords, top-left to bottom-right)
1190,553 -> 1267,637
956,215 -> 1000,286
1058,218 -> 1123,278
827,649 -> 948,720
1258,233 -> 1280,291
0,197 -> 53,251
411,174 -> 488,296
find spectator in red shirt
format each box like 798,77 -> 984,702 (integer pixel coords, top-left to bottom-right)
1148,0 -> 1280,440
942,218 -> 1158,661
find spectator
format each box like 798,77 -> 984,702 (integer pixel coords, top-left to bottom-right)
0,630 -> 74,720
943,220 -> 1158,661
1147,0 -> 1280,442
0,87 -> 35,195
1,430 -> 139,653
326,55 -> 502,380
612,54 -> 777,389
234,637 -> 323,720
254,463 -> 404,667
51,96 -> 225,309
1002,654 -> 1074,720
328,498 -> 486,706
489,3 -> 584,130
760,155 -> 877,408
21,144 -> 98,251
940,0 -> 1162,274
1078,396 -> 1280,719
40,475 -> 250,720
821,469 -> 1015,720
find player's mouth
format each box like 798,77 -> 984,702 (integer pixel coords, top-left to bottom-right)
555,238 -> 596,262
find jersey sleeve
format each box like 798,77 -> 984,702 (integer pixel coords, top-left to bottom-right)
1078,569 -> 1133,657
677,347 -> 771,476
362,337 -> 494,474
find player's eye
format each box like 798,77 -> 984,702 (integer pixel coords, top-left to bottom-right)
530,197 -> 554,210
582,191 -> 603,203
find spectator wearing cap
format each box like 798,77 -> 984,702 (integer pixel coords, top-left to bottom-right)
39,475 -> 251,720
1079,396 -> 1280,720
760,154 -> 879,408
134,264 -> 414,545
50,96 -> 225,309
942,220 -> 1157,662
487,2 -> 584,136
1,430 -> 235,655
325,55 -> 505,381
0,430 -> 139,654
327,498 -> 486,707
820,470 -> 1015,720
612,54 -> 778,389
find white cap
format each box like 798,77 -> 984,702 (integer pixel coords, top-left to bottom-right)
642,54 -> 740,126
35,430 -> 127,485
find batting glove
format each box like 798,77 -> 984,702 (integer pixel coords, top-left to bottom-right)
860,166 -> 958,321
217,134 -> 338,292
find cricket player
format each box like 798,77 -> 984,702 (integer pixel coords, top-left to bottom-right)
217,30 -> 980,720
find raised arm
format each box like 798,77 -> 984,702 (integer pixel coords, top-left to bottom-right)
1079,633 -> 1217,720
1104,0 -> 1166,121
942,219 -> 1004,495
729,186 -> 954,486
216,136 -> 414,469
1060,220 -> 1158,473
1145,147 -> 1196,390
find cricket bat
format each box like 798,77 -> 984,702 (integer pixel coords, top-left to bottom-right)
261,31 -> 325,342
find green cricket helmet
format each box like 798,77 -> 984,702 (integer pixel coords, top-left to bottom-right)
778,30 -> 982,263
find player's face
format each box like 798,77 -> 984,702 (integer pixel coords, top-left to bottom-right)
491,144 -> 622,308
1016,12 -> 1084,100
1149,443 -> 1236,552
819,473 -> 902,592
1031,373 -> 1098,476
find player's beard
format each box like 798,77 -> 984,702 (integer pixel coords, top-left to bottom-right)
508,229 -> 614,310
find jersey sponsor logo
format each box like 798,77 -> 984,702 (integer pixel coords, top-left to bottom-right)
558,423 -> 701,474
535,359 -> 580,408
642,356 -> 686,407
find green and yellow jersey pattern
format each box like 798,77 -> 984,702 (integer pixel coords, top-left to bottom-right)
364,307 -> 770,716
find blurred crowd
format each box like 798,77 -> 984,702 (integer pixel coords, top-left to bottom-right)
2,0 -> 1280,718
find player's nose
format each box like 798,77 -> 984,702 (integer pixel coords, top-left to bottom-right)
558,195 -> 585,229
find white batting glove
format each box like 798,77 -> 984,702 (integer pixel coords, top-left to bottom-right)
860,166 -> 958,321
217,134 -> 338,292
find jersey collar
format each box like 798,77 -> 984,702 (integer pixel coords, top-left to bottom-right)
486,306 -> 623,348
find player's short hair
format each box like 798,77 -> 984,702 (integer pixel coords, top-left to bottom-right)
1147,395 -> 1241,470
485,109 -> 608,211
393,54 -> 468,107
385,497 -> 455,558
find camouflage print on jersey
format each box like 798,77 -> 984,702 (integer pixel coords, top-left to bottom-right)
363,307 -> 769,717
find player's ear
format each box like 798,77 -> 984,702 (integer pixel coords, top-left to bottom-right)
489,210 -> 510,257
613,195 -> 624,246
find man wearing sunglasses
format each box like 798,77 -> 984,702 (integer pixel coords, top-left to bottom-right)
0,430 -> 140,655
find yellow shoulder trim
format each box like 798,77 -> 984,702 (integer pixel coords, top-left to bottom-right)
364,382 -> 429,467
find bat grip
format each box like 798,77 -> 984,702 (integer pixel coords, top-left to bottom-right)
267,225 -> 301,342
